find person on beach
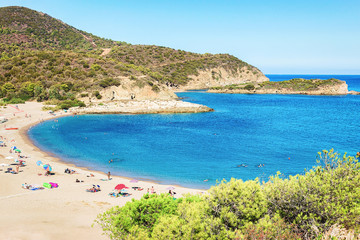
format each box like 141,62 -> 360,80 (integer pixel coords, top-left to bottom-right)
151,186 -> 155,194
107,171 -> 111,180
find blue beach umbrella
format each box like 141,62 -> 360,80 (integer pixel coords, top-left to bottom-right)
36,161 -> 42,166
43,164 -> 52,172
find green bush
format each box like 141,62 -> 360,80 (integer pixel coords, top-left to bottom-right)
93,91 -> 102,99
151,85 -> 160,92
57,99 -> 85,109
206,178 -> 268,231
239,214 -> 301,239
264,149 -> 360,237
96,194 -> 181,239
90,64 -> 101,71
4,97 -> 25,104
99,77 -> 120,88
244,84 -> 255,91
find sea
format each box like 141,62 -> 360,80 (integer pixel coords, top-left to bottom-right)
28,75 -> 360,189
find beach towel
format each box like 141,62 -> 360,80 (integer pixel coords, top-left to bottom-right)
49,182 -> 58,188
100,178 -> 112,181
22,184 -> 44,191
43,182 -> 52,189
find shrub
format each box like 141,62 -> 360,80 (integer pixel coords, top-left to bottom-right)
4,97 -> 25,104
96,194 -> 180,239
240,214 -> 301,240
206,178 -> 268,231
264,149 -> 360,238
57,99 -> 85,109
93,91 -> 102,99
151,85 -> 160,92
91,64 -> 101,71
244,84 -> 255,91
99,78 -> 120,88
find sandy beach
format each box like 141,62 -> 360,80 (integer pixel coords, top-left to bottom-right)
0,102 -> 203,240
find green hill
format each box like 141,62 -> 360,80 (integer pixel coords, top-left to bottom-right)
0,6 -> 268,107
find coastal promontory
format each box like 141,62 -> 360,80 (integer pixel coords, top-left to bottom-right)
208,78 -> 350,95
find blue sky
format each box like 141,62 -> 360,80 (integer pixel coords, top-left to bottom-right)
1,0 -> 359,74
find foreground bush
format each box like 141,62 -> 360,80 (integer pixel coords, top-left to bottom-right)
265,149 -> 360,238
96,194 -> 181,239
96,150 -> 360,239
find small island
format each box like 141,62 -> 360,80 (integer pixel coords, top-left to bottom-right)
208,78 -> 351,95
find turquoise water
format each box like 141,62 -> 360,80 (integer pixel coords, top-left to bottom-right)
28,75 -> 360,189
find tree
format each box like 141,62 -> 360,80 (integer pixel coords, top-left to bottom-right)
48,85 -> 62,100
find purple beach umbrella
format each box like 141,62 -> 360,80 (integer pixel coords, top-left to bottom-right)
166,186 -> 175,190
130,179 -> 138,183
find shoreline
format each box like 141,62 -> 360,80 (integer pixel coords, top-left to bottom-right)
0,102 -> 204,240
24,108 -> 209,190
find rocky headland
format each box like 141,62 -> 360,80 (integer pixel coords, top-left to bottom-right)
208,78 -> 352,95
74,100 -> 213,114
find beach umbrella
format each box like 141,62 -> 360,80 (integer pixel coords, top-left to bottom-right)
14,149 -> 21,153
36,161 -> 43,166
115,184 -> 128,190
5,156 -> 13,160
129,179 -> 138,183
0,163 -> 10,167
43,164 -> 52,172
166,186 -> 175,190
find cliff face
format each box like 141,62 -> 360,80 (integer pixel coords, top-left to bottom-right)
81,77 -> 177,104
181,66 -> 269,90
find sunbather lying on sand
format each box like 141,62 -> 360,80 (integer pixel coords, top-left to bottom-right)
86,185 -> 101,192
22,183 -> 44,190
64,168 -> 77,174
109,191 -> 132,197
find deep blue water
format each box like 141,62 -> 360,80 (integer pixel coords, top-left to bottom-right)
28,75 -> 360,189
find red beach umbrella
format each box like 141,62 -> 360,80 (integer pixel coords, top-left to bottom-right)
115,184 -> 128,190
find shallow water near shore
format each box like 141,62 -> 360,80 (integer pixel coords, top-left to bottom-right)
28,75 -> 360,189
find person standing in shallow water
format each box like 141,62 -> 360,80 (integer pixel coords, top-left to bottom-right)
107,171 -> 111,180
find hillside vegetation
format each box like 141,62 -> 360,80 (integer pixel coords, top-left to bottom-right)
0,6 -> 266,108
96,149 -> 360,240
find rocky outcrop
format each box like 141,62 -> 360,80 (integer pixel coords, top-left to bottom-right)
74,100 -> 213,115
208,79 -> 350,95
180,66 -> 269,90
80,77 -> 177,104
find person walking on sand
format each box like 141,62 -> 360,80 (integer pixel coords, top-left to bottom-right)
107,171 -> 111,180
